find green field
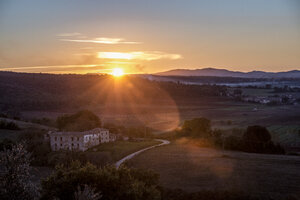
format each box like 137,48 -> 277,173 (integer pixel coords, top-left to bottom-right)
127,142 -> 300,199
86,140 -> 161,163
268,125 -> 300,146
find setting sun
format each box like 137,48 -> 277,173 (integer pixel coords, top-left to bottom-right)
111,68 -> 124,77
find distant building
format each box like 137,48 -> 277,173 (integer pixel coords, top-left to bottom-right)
46,128 -> 113,151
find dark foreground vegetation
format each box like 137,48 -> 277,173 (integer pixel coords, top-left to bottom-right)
1,143 -> 298,200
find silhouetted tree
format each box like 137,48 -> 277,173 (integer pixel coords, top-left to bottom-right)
242,126 -> 284,154
181,118 -> 212,138
56,110 -> 101,131
0,143 -> 39,200
243,126 -> 271,143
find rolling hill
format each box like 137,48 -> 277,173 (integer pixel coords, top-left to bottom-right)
156,68 -> 300,78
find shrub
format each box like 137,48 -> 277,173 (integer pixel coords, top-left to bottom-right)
0,143 -> 39,200
41,162 -> 161,200
74,185 -> 102,200
181,118 -> 212,138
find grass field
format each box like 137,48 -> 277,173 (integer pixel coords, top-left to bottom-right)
127,142 -> 300,199
227,88 -> 273,97
0,129 -> 23,141
268,125 -> 300,147
0,117 -> 55,141
86,140 -> 161,163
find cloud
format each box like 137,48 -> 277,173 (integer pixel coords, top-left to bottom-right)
57,32 -> 82,37
97,51 -> 182,61
61,37 -> 141,44
0,65 -> 108,74
80,47 -> 94,50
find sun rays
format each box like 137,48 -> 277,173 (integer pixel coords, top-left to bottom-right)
80,75 -> 180,132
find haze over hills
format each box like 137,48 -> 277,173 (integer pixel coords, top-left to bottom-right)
156,68 -> 300,78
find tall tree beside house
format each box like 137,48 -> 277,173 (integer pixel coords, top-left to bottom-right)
0,143 -> 39,200
56,110 -> 101,132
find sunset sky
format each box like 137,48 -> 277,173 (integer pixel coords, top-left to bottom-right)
0,0 -> 299,74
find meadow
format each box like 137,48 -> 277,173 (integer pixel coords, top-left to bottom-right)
127,142 -> 300,199
85,140 -> 161,164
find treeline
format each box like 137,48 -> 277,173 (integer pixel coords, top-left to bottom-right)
0,71 -> 227,111
175,118 -> 285,154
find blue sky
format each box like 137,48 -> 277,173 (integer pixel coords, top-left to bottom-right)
0,0 -> 299,74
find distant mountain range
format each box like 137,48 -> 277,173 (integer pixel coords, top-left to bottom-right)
156,68 -> 300,78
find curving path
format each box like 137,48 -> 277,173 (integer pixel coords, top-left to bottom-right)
115,139 -> 170,168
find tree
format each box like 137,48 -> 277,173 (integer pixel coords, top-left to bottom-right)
18,130 -> 51,166
41,162 -> 161,200
242,126 -> 285,154
243,126 -> 271,143
181,118 -> 212,138
0,143 -> 39,200
56,110 -> 101,131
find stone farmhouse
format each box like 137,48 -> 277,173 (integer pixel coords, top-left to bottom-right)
46,128 -> 115,151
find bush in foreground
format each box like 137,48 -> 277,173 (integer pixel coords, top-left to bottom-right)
0,143 -> 39,200
41,162 -> 161,200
